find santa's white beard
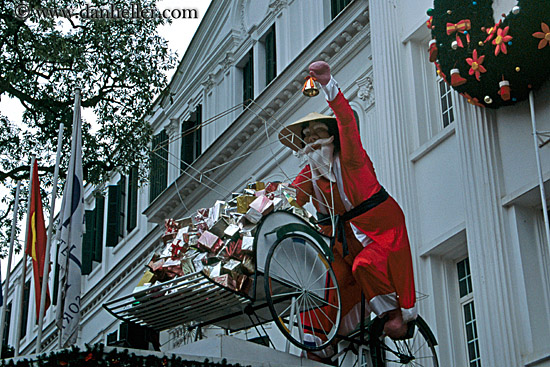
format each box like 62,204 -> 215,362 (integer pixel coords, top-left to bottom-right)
299,137 -> 335,182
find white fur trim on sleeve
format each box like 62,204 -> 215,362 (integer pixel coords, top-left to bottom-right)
321,76 -> 339,102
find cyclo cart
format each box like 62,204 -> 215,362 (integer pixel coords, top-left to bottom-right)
104,210 -> 439,367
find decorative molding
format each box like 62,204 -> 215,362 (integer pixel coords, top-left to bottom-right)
268,0 -> 288,14
356,73 -> 374,110
201,73 -> 215,92
166,118 -> 180,137
220,52 -> 234,72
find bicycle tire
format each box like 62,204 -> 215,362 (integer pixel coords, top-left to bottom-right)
371,315 -> 439,367
264,233 -> 341,351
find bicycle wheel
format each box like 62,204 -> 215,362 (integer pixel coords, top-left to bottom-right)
372,316 -> 438,367
264,233 -> 341,351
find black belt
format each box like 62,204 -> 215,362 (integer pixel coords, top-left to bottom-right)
316,187 -> 389,256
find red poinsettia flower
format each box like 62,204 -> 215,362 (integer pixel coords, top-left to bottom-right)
533,23 -> 550,49
85,353 -> 94,362
460,93 -> 484,107
466,50 -> 487,81
484,20 -> 502,43
492,26 -> 513,55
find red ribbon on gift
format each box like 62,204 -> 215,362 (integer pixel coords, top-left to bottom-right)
447,19 -> 471,48
171,241 -> 184,259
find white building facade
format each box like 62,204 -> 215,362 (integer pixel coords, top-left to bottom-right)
3,1 -> 550,366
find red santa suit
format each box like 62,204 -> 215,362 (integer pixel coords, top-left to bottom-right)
292,79 -> 416,344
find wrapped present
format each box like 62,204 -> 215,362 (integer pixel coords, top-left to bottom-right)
176,216 -> 193,228
222,239 -> 243,260
134,270 -> 156,293
188,234 -> 199,246
213,274 -> 237,290
164,218 -> 179,234
235,274 -> 252,295
198,231 -> 224,254
244,207 -> 262,224
149,258 -> 165,272
181,257 -> 195,275
241,255 -> 255,275
201,252 -> 222,266
224,224 -> 240,240
209,216 -> 229,238
272,197 -> 284,211
265,182 -> 279,194
193,253 -> 207,273
236,195 -> 257,214
170,241 -> 186,259
162,232 -> 177,245
165,264 -> 184,278
206,262 -> 222,278
249,195 -> 273,215
247,181 -> 265,191
222,259 -> 242,275
241,236 -> 254,254
196,221 -> 209,233
195,208 -> 210,221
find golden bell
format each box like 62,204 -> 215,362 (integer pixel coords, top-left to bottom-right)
302,76 -> 319,97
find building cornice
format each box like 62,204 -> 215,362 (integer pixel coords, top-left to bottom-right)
144,0 -> 370,223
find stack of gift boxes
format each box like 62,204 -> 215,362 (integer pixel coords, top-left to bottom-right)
133,181 -> 314,297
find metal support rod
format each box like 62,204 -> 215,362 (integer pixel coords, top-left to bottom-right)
0,181 -> 22,357
529,91 -> 550,261
14,155 -> 35,356
36,123 -> 64,353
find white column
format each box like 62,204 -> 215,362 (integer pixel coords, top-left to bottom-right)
369,0 -> 415,225
166,117 -> 180,183
453,98 -> 521,365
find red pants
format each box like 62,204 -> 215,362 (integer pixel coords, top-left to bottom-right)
303,197 -> 416,342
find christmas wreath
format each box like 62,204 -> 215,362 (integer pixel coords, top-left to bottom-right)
427,0 -> 550,108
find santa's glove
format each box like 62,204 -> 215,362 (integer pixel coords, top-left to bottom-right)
309,61 -> 331,85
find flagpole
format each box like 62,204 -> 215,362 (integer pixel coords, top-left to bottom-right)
35,123 -> 64,354
14,155 -> 35,357
56,88 -> 84,349
0,180 -> 22,357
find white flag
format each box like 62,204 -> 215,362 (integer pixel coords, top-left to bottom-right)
56,88 -> 84,347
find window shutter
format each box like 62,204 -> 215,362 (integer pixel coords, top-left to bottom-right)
117,176 -> 126,240
195,105 -> 202,159
150,131 -> 168,202
106,185 -> 120,247
265,26 -> 276,84
243,50 -> 254,106
82,210 -> 94,275
94,195 -> 104,262
52,263 -> 59,306
127,166 -> 138,232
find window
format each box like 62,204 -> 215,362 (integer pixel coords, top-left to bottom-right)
20,280 -> 30,339
331,0 -> 352,19
264,25 -> 276,85
127,166 -> 138,233
439,78 -> 455,128
94,195 -> 104,261
242,50 -> 254,107
457,258 -> 481,367
180,106 -> 202,169
150,130 -> 168,202
106,177 -> 126,247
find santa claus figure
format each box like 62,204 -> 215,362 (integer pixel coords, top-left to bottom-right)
279,61 -> 417,361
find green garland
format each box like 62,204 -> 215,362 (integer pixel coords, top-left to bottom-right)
0,344 -> 252,367
428,0 -> 550,108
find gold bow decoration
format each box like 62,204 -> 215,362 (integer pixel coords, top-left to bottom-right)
447,19 -> 472,47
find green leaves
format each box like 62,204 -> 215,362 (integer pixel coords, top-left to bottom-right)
0,0 -> 177,254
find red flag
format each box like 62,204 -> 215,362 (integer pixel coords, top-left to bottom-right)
25,160 -> 51,320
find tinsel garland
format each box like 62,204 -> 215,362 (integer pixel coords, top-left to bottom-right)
428,0 -> 550,108
0,344 -> 252,367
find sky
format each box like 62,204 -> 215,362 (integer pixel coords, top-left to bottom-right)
0,0 -> 212,283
